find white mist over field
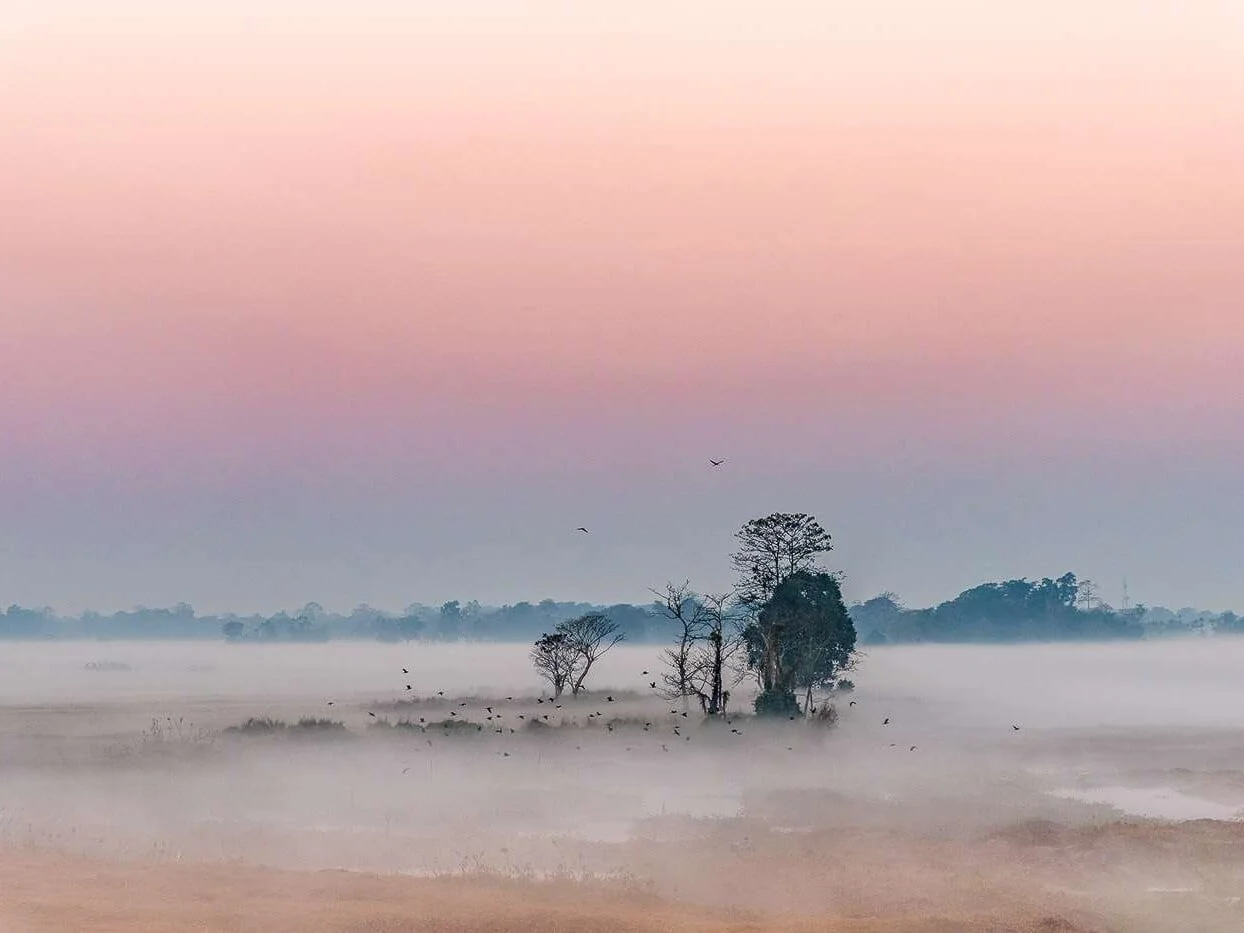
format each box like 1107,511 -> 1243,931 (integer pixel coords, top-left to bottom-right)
3,638 -> 1244,931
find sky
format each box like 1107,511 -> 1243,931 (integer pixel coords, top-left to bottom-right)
1,2 -> 1242,616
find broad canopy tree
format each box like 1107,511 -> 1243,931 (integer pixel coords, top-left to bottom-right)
743,570 -> 856,716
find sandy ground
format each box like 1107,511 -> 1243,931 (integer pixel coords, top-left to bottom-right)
0,850 -> 1101,933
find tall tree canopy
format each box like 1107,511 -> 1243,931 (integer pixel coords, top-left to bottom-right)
731,512 -> 833,607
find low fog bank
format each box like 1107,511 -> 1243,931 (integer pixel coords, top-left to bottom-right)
3,640 -> 1244,930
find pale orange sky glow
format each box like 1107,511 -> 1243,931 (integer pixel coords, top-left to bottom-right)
1,2 -> 1242,613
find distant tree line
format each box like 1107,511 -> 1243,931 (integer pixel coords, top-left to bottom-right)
850,575 -> 1241,644
0,573 -> 1236,646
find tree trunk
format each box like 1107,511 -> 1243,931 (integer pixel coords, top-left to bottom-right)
570,658 -> 593,696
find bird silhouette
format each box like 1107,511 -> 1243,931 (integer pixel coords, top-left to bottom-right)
405,685 -> 412,691
576,527 -> 590,534
368,712 -> 376,718
402,668 -> 409,674
709,458 -> 726,466
883,718 -> 890,725
849,700 -> 856,707
606,696 -> 615,702
649,682 -> 657,689
1012,724 -> 1021,731
910,745 -> 918,751
641,671 -> 649,676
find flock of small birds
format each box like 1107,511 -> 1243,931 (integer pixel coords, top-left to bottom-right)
325,660 -> 1025,770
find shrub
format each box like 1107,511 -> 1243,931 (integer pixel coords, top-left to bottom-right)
754,690 -> 800,717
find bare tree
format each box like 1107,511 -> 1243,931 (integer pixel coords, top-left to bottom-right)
652,583 -> 745,716
530,631 -> 576,698
561,613 -> 624,696
697,592 -> 746,715
652,582 -> 709,705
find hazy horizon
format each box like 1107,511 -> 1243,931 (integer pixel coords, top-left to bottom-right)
3,2 -> 1242,616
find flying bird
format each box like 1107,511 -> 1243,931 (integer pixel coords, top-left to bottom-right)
576,527 -> 590,534
910,745 -> 918,751
849,700 -> 856,707
709,458 -> 726,467
402,668 -> 409,674
1012,724 -> 1021,731
883,718 -> 890,725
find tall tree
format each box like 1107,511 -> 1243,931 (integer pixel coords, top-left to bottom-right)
731,513 -> 833,607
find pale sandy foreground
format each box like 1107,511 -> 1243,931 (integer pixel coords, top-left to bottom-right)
3,819 -> 1243,933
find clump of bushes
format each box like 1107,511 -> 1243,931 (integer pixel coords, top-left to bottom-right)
367,717 -> 426,732
226,716 -> 287,735
294,717 -> 346,731
225,716 -> 347,736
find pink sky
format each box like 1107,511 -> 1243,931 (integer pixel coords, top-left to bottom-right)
1,3 -> 1242,613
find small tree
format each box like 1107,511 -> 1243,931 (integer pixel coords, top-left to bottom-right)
530,631 -> 576,698
561,613 -> 624,696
